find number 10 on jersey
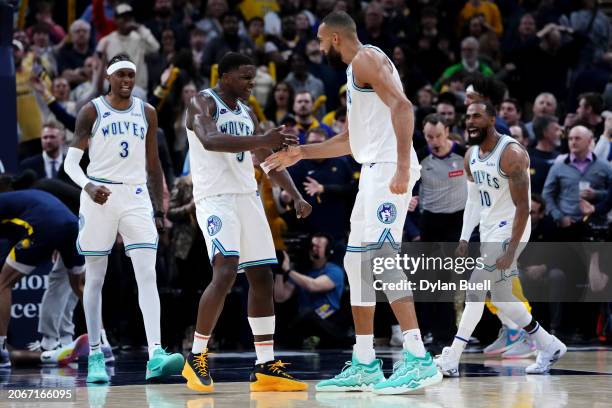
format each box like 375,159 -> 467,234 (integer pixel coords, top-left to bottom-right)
480,190 -> 491,207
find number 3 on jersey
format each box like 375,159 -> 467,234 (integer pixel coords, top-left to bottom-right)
480,190 -> 491,207
120,141 -> 129,158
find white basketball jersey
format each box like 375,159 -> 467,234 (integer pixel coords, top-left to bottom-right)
469,135 -> 531,232
87,96 -> 148,184
346,45 -> 419,169
187,89 -> 257,201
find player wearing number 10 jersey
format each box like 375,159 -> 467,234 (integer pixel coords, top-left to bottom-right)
435,101 -> 566,377
65,54 -> 183,384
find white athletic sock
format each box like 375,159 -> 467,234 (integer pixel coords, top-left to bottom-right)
100,329 -> 109,346
84,256 -> 108,356
41,336 -> 59,351
148,344 -> 162,359
353,334 -> 375,364
451,301 -> 485,357
497,311 -> 519,330
0,336 -> 6,350
527,322 -> 554,350
129,249 -> 162,356
254,340 -> 275,364
192,332 -> 210,354
59,335 -> 73,347
402,329 -> 426,357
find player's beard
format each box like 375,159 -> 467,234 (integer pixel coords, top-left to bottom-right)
467,127 -> 488,146
325,45 -> 344,69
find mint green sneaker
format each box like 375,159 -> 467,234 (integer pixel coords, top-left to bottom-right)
86,352 -> 109,383
372,351 -> 442,395
316,355 -> 385,392
145,348 -> 185,381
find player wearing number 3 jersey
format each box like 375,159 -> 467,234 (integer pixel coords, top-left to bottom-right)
64,54 -> 184,384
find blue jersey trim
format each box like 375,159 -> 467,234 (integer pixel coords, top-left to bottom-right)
124,243 -> 158,252
238,258 -> 278,270
76,240 -> 112,256
210,238 -> 240,261
91,99 -> 102,136
209,89 -> 242,114
125,237 -> 159,252
87,176 -> 122,184
99,95 -> 135,113
140,98 -> 148,128
346,228 -> 401,252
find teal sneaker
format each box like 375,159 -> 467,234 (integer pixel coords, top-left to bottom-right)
86,352 -> 109,383
316,355 -> 385,392
372,351 -> 442,395
146,348 -> 185,381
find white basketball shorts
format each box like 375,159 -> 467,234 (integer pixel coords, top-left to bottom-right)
77,182 -> 158,256
195,192 -> 277,270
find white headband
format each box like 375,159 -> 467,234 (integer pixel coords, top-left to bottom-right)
466,85 -> 481,96
107,61 -> 137,76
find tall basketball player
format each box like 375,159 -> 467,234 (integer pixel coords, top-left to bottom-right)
265,12 -> 442,394
181,52 -> 311,393
65,54 -> 184,383
434,101 -> 566,375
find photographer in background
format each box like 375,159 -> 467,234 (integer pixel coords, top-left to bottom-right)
274,233 -> 350,348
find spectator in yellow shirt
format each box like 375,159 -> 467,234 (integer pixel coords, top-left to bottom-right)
457,0 -> 503,37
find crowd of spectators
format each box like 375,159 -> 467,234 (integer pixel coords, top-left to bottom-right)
4,0 -> 612,351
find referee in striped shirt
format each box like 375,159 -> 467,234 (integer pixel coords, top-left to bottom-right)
415,113 -> 467,348
417,113 -> 467,241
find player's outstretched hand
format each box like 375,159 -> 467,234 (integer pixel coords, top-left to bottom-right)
455,240 -> 468,258
263,146 -> 303,172
294,197 -> 312,219
85,183 -> 112,205
389,168 -> 410,194
262,125 -> 298,150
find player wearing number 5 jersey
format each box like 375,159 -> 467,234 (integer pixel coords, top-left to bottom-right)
64,54 -> 184,384
435,101 -> 566,377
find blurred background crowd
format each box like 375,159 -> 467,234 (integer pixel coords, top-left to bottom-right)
2,0 -> 612,354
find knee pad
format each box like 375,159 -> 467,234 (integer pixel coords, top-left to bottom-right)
344,251 -> 376,306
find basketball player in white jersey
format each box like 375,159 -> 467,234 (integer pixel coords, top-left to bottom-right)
181,52 -> 311,393
434,101 -> 566,375
265,12 -> 442,394
64,54 -> 184,383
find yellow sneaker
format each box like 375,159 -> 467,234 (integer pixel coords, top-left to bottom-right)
249,360 -> 308,392
182,350 -> 214,393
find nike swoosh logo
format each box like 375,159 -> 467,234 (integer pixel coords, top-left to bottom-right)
509,333 -> 521,342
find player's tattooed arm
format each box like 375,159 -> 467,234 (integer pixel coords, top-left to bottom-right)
72,102 -> 97,149
499,143 -> 531,266
464,146 -> 475,182
187,93 -> 297,152
68,102 -> 112,204
144,103 -> 165,226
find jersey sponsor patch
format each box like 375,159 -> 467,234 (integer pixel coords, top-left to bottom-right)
448,169 -> 464,178
206,215 -> 222,236
377,203 -> 397,224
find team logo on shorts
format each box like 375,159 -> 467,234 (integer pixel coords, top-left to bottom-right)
78,214 -> 84,231
207,215 -> 222,236
377,203 -> 397,224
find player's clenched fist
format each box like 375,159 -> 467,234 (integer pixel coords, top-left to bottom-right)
389,168 -> 410,195
294,198 -> 312,219
84,183 -> 112,205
